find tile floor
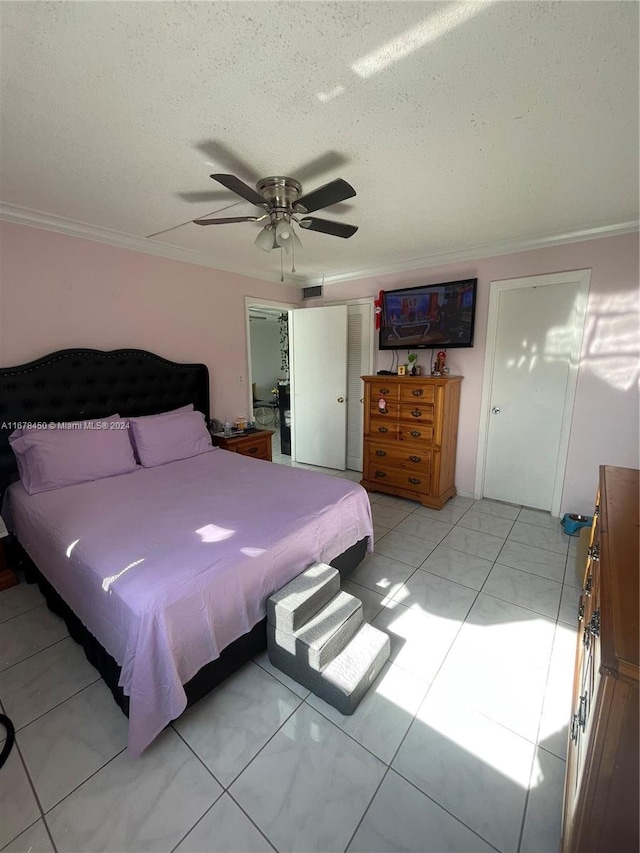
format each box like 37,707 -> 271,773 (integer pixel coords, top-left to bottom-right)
0,473 -> 582,853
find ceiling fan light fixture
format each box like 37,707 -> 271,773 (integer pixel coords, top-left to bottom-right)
254,225 -> 275,252
275,217 -> 293,247
280,221 -> 303,256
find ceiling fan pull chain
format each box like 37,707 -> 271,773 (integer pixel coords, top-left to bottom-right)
280,247 -> 284,282
291,237 -> 296,274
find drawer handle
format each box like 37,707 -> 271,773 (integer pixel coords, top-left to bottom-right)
411,389 -> 424,397
379,387 -> 390,394
411,409 -> 422,418
570,713 -> 580,742
378,427 -> 388,433
408,477 -> 421,485
409,455 -> 421,463
375,470 -> 386,478
577,693 -> 587,731
375,449 -> 386,457
587,544 -> 599,562
409,430 -> 421,438
584,575 -> 592,597
248,446 -> 258,454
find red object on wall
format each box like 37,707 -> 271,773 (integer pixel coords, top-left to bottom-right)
374,290 -> 384,329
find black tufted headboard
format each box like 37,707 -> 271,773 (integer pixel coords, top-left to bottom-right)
0,348 -> 210,499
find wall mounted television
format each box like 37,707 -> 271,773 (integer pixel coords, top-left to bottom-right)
379,278 -> 477,350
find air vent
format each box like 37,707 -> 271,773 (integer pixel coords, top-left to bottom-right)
302,285 -> 323,300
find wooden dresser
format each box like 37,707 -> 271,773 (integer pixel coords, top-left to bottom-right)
361,375 -> 462,509
210,428 -> 272,462
561,466 -> 639,853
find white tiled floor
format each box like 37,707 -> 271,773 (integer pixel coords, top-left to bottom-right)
0,480 -> 582,853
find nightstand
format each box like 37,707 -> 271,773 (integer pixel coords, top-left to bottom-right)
210,428 -> 273,462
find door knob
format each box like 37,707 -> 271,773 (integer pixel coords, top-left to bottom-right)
337,397 -> 345,403
492,407 -> 501,414
360,398 -> 364,404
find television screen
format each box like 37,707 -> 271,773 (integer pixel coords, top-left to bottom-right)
379,279 -> 477,350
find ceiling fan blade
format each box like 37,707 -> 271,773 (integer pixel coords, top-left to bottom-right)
298,217 -> 358,238
295,178 -> 356,214
193,216 -> 261,226
210,174 -> 265,206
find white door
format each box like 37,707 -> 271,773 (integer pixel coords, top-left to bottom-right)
346,303 -> 373,471
481,272 -> 589,511
289,305 -> 348,469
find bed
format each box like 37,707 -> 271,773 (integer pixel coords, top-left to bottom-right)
0,349 -> 372,754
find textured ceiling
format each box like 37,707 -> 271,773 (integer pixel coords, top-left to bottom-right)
0,1 -> 638,284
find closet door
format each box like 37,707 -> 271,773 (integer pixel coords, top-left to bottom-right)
289,305 -> 348,469
346,302 -> 374,471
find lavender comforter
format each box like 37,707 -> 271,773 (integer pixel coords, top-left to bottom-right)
7,449 -> 373,754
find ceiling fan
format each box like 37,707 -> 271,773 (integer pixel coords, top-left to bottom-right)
193,174 -> 358,255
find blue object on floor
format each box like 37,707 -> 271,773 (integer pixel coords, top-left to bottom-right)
561,513 -> 593,536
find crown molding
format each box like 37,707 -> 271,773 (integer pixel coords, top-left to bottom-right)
296,220 -> 640,287
0,202 -> 301,288
1,201 -> 636,290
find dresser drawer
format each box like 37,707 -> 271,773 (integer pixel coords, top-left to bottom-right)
367,464 -> 431,493
582,529 -> 600,612
399,401 -> 435,426
368,400 -> 399,420
230,434 -> 271,460
398,424 -> 434,444
399,384 -> 436,404
367,417 -> 399,439
368,444 -> 432,473
369,381 -> 400,398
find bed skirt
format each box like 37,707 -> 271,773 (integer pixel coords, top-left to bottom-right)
14,536 -> 368,720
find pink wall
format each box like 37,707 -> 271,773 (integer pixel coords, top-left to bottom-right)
0,221 -> 298,420
1,221 -> 637,514
314,232 -> 639,514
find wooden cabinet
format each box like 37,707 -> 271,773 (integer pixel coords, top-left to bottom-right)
361,375 -> 462,509
210,429 -> 273,461
561,466 -> 639,853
